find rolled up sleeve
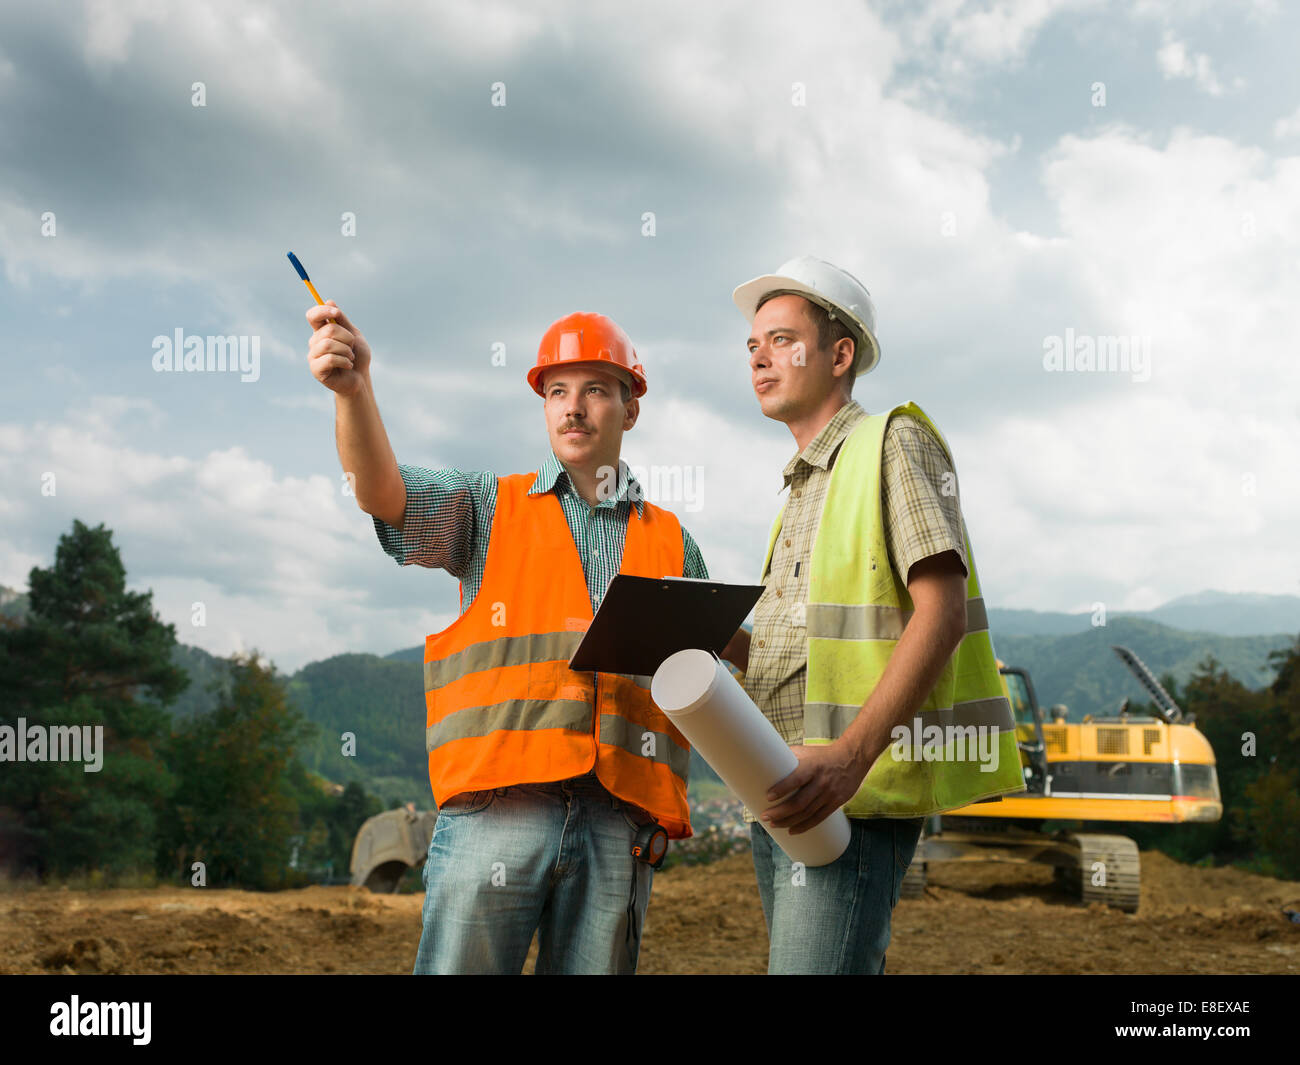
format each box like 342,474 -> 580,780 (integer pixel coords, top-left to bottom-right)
881,415 -> 969,584
372,464 -> 492,579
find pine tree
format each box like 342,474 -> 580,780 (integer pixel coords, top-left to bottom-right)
0,520 -> 186,879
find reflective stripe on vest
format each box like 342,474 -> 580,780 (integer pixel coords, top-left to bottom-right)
805,596 -> 990,641
422,472 -> 692,838
760,401 -> 1026,817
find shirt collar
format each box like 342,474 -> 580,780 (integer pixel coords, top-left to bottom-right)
780,400 -> 867,490
530,451 -> 645,517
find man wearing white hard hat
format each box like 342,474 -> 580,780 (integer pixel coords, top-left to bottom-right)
720,256 -> 1023,974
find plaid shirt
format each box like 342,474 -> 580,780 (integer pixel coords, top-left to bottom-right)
374,451 -> 708,611
741,400 -> 968,820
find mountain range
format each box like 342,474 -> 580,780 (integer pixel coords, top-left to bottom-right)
4,585 -> 1296,806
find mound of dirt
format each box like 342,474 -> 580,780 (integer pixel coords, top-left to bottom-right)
2,851 -> 1296,975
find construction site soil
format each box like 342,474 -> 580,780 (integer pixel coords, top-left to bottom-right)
3,850 -> 1297,975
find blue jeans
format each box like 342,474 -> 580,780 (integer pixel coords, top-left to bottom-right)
413,772 -> 655,974
750,815 -> 924,974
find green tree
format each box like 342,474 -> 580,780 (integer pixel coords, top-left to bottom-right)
159,651 -> 317,889
1266,634 -> 1300,742
329,780 -> 384,875
1239,768 -> 1300,878
1181,654 -> 1276,863
1235,636 -> 1300,878
0,520 -> 185,879
285,771 -> 385,882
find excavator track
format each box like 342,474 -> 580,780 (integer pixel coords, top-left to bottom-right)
1063,832 -> 1140,913
897,828 -> 1141,912
899,859 -> 926,899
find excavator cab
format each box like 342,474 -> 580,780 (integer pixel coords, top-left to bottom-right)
998,664 -> 1051,796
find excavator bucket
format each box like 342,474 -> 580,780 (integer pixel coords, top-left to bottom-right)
349,806 -> 439,893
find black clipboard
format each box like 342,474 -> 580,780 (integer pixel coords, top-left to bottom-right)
568,574 -> 764,675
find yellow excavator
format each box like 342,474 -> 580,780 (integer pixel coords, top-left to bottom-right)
900,645 -> 1222,912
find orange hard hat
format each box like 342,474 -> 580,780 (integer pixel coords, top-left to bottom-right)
527,312 -> 647,398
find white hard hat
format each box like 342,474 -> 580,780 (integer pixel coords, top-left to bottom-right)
732,255 -> 881,375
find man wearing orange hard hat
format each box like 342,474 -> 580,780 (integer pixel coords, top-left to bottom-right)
306,303 -> 708,975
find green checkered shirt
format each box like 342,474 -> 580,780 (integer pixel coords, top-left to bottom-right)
374,451 -> 709,611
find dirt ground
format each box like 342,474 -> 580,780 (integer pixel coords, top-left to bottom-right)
3,849 -> 1298,975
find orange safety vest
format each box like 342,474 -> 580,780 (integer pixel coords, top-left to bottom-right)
422,472 -> 693,839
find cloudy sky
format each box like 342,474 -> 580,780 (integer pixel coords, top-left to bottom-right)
2,0 -> 1296,672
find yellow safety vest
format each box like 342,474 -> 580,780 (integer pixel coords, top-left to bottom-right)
760,401 -> 1026,817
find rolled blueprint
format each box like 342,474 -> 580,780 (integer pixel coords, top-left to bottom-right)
652,648 -> 851,867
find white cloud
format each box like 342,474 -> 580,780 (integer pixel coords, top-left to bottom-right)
81,0 -> 169,66
0,395 -> 458,670
1040,124 -> 1299,409
0,198 -> 195,290
1155,32 -> 1243,96
950,122 -> 1300,607
0,549 -> 45,594
887,0 -> 1101,85
143,573 -> 453,669
1273,104 -> 1300,140
967,389 -> 1296,610
947,0 -> 1082,65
